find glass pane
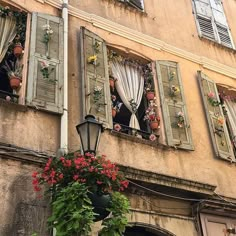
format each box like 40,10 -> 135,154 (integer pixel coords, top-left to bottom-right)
89,122 -> 101,152
78,123 -> 88,153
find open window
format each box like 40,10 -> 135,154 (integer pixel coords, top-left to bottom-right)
0,4 -> 27,102
0,3 -> 64,114
118,0 -> 144,11
80,27 -> 194,149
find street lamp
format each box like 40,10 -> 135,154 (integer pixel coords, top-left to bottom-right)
76,115 -> 103,155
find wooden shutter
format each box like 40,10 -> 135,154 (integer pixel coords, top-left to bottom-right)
156,61 -> 194,150
80,27 -> 112,128
197,71 -> 234,161
209,0 -> 234,48
193,0 -> 216,40
27,13 -> 63,114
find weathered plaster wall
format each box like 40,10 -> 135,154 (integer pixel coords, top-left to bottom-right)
0,158 -> 50,236
0,0 -> 61,155
69,0 -> 236,68
66,16 -> 236,199
0,101 -> 60,155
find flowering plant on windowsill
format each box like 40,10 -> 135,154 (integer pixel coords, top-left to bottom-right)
144,101 -> 160,124
32,152 -> 130,236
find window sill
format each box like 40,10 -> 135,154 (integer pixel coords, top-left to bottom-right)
108,129 -> 170,149
0,98 -> 28,112
102,0 -> 147,16
199,36 -> 236,53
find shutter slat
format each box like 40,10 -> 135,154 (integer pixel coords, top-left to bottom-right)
216,24 -> 232,47
197,71 -> 234,161
156,61 -> 194,150
80,27 -> 112,128
27,13 -> 63,114
197,16 -> 215,40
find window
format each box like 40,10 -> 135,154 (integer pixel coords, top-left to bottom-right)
0,4 -> 64,114
118,0 -> 144,11
197,71 -> 235,161
80,27 -> 194,149
200,213 -> 236,236
192,0 -> 234,48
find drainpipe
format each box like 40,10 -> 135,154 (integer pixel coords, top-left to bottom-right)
60,0 -> 68,155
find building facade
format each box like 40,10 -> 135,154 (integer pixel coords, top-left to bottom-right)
0,0 -> 236,235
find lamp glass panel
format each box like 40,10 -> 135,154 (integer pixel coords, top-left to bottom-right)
88,122 -> 101,152
78,123 -> 88,153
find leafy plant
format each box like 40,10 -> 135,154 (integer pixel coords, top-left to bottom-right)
3,59 -> 23,78
100,192 -> 130,236
47,182 -> 95,236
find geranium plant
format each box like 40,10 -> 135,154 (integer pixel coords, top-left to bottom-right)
42,24 -> 53,45
40,61 -> 55,81
176,111 -> 185,128
207,92 -> 220,107
144,101 -> 160,123
32,152 -> 130,236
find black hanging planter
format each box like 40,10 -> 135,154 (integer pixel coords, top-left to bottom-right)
88,192 -> 111,222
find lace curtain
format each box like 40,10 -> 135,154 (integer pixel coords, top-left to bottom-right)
111,58 -> 144,130
224,100 -> 236,149
0,15 -> 17,63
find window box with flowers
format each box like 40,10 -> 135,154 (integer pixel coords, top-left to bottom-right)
32,152 -> 130,236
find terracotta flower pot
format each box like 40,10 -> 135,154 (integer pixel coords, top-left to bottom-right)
88,192 -> 111,222
9,76 -> 21,89
13,44 -> 23,57
146,91 -> 155,100
112,108 -> 117,118
150,121 -> 159,130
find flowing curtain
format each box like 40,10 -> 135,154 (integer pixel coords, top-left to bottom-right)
0,15 -> 17,63
224,100 -> 236,149
111,58 -> 144,129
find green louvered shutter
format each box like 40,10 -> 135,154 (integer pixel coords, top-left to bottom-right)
80,27 -> 112,128
156,61 -> 194,150
27,13 -> 64,114
197,71 -> 234,161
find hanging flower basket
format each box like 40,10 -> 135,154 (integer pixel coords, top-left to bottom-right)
146,91 -> 155,100
150,120 -> 159,130
9,76 -> 21,89
88,192 -> 111,222
13,43 -> 23,57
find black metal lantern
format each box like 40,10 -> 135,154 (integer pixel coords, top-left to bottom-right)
76,115 -> 103,155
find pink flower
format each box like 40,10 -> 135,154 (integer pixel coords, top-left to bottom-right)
114,123 -> 121,131
97,180 -> 103,185
149,134 -> 157,141
208,92 -> 215,98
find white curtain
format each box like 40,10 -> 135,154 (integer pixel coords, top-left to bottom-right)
224,100 -> 236,148
0,15 -> 17,63
111,58 -> 144,129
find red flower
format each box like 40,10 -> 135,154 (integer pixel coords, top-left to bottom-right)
32,172 -> 38,178
73,175 -> 79,180
97,180 -> 102,185
58,173 -> 63,179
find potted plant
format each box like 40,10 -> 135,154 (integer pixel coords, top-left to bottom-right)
32,152 -> 130,236
111,95 -> 122,118
109,75 -> 117,91
144,101 -> 160,130
13,42 -> 23,57
3,60 -> 23,89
